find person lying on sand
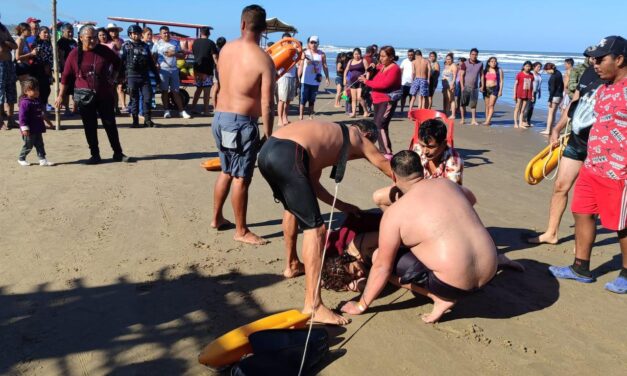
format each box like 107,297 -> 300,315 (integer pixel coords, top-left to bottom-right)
257,119 -> 392,325
372,118 -> 474,211
341,150 -> 523,323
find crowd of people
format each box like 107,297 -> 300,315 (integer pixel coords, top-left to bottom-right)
1,5 -> 625,328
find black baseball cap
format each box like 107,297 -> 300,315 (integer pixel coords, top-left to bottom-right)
584,36 -> 626,57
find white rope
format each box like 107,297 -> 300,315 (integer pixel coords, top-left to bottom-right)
542,125 -> 571,181
297,183 -> 340,376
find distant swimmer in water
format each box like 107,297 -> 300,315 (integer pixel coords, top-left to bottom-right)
257,119 -> 392,325
341,150 -> 523,323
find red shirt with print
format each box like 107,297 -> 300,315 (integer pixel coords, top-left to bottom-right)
584,77 -> 627,180
515,71 -> 534,99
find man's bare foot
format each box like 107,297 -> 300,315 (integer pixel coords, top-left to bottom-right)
470,121 -> 480,126
497,254 -> 525,272
283,261 -> 305,278
304,305 -> 351,326
521,122 -> 531,128
526,232 -> 558,245
234,231 -> 268,245
210,218 -> 235,231
422,296 -> 456,323
513,123 -> 520,129
299,115 -> 304,120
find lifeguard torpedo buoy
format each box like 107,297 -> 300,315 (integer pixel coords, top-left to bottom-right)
266,37 -> 303,79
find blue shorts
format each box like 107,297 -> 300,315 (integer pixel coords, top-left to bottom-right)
211,112 -> 260,179
0,61 -> 17,105
159,68 -> 180,92
409,78 -> 429,97
300,83 -> 319,105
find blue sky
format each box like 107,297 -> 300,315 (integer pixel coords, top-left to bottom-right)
2,0 -> 625,52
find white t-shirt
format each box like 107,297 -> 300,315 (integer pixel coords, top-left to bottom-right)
283,65 -> 297,78
400,58 -> 414,86
301,49 -> 324,86
152,39 -> 181,71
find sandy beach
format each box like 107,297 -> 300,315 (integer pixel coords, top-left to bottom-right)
1,88 -> 625,376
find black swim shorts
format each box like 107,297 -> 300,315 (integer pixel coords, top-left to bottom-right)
258,137 -> 324,230
394,248 -> 476,301
562,131 -> 588,162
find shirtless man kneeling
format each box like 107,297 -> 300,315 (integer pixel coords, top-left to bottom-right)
258,119 -> 392,325
342,150 -> 507,323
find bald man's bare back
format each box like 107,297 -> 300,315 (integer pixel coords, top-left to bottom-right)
386,179 -> 497,290
216,38 -> 274,118
271,120 -> 390,176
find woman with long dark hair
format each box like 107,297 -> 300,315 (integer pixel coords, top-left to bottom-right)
482,57 -> 504,126
31,26 -> 53,115
344,47 -> 369,118
361,45 -> 402,158
542,62 -> 563,135
441,52 -> 457,118
97,28 -> 111,45
14,23 -> 34,82
54,25 -> 129,164
513,60 -> 534,128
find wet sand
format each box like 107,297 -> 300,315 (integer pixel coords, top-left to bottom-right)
0,88 -> 625,375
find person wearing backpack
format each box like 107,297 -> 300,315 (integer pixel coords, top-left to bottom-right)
121,25 -> 160,127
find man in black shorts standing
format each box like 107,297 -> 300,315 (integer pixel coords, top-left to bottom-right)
191,26 -> 218,115
258,119 -> 392,325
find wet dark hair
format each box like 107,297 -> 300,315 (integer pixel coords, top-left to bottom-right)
521,60 -> 533,71
564,58 -> 574,66
391,150 -> 423,178
415,49 -> 422,56
380,45 -> 398,62
321,255 -> 357,291
543,62 -> 556,71
15,23 -> 30,35
199,26 -> 210,37
216,37 -> 226,49
470,47 -> 479,54
351,119 -> 378,143
418,118 -> 448,145
20,76 -> 39,95
241,4 -> 267,33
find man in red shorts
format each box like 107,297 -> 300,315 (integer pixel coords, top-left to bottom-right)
549,36 -> 627,294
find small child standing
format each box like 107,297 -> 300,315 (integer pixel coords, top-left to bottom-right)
17,77 -> 54,166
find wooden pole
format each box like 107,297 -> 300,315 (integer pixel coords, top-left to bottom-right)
51,0 -> 61,130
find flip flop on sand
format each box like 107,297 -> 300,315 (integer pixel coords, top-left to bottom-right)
548,265 -> 595,283
604,276 -> 627,294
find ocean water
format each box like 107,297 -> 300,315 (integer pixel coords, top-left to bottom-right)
320,45 -> 585,113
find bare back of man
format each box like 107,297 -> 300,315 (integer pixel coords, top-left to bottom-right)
216,40 -> 274,117
385,179 -> 497,322
412,56 -> 429,80
259,119 -> 391,325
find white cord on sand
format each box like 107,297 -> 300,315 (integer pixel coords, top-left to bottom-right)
297,183 -> 340,376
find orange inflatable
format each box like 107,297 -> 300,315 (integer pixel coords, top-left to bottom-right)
524,135 -> 569,185
198,309 -> 310,369
266,37 -> 303,78
201,157 -> 221,171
